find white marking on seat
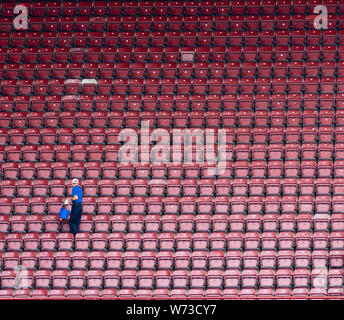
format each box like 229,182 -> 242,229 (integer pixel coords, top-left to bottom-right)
81,79 -> 97,85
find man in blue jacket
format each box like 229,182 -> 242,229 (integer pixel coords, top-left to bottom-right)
66,178 -> 83,238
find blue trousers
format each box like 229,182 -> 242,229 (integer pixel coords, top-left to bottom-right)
69,203 -> 82,237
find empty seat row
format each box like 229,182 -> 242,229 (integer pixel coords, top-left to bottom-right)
9,30 -> 344,49
0,128 -> 123,145
3,31 -> 344,47
4,159 -> 344,181
3,176 -> 344,197
3,46 -> 344,64
3,138 -> 344,156
1,93 -> 343,112
3,37 -> 344,62
3,192 -> 344,213
1,0 -> 338,15
1,287 -> 343,298
2,248 -> 341,271
3,13 -> 344,33
0,161 -> 230,180
2,287 -> 343,298
0,144 -> 120,162
1,61 -> 343,80
2,1 -> 180,17
0,267 -> 343,291
3,29 -> 344,51
5,15 -> 341,34
2,77 -> 344,97
3,153 -> 344,178
1,212 -> 344,234
0,231 -> 343,252
1,0 -> 342,17
4,109 -> 344,128
4,176 -> 344,197
3,128 -> 344,149
4,126 -> 344,144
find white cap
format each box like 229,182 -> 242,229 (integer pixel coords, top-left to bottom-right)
72,178 -> 79,184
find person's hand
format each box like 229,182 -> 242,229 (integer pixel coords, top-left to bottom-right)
64,199 -> 69,205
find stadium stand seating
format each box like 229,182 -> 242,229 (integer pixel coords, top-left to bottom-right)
0,0 -> 343,299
